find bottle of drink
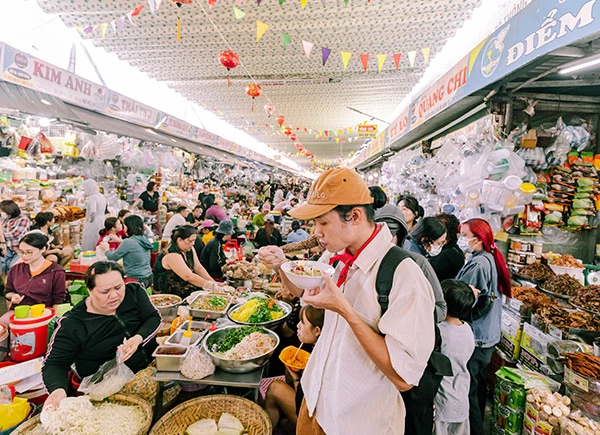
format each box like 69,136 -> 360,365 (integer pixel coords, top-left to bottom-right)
74,244 -> 81,259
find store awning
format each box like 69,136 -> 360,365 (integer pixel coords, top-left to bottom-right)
0,81 -> 81,121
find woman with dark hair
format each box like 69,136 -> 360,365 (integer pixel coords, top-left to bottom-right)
0,199 -> 30,271
368,186 -> 388,207
202,196 -> 228,223
286,220 -> 309,244
200,220 -> 234,280
397,195 -> 423,232
153,225 -> 220,297
132,181 -> 161,236
162,205 -> 189,239
255,215 -> 283,248
198,183 -> 215,205
429,213 -> 465,281
42,261 -> 161,410
116,209 -> 131,239
32,211 -> 74,266
455,218 -> 511,435
96,217 -> 123,251
1,233 -> 66,324
404,217 -> 447,258
102,215 -> 154,289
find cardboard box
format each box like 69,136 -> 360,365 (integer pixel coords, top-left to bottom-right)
518,323 -> 554,374
500,309 -> 524,360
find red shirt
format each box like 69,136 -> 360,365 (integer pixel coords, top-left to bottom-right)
96,233 -> 121,251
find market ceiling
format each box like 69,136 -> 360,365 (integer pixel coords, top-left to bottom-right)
37,0 -> 482,168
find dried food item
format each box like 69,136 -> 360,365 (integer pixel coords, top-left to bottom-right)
544,274 -> 583,296
571,285 -> 600,313
561,410 -> 600,435
222,260 -> 260,280
536,305 -> 600,332
511,286 -> 552,312
282,234 -> 320,253
518,263 -> 556,282
526,388 -> 571,424
550,254 -> 585,269
149,294 -> 181,307
564,352 -> 600,379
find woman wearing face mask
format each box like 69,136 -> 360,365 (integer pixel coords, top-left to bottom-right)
1,233 -> 66,325
403,217 -> 447,258
455,218 -> 511,435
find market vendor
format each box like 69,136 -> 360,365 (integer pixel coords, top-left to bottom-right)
259,167 -> 435,434
101,215 -> 154,289
186,205 -> 204,227
153,225 -> 220,298
31,211 -> 74,267
1,233 -> 66,325
42,261 -> 161,409
202,196 -> 228,223
252,203 -> 271,228
200,219 -> 215,245
96,217 -> 123,251
0,199 -> 30,271
162,205 -> 189,239
198,183 -> 215,205
200,220 -> 234,280
131,181 -> 161,237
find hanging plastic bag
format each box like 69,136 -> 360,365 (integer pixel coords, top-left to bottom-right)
78,349 -> 135,400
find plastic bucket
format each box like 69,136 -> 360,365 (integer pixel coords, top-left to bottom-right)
9,308 -> 55,362
0,325 -> 8,362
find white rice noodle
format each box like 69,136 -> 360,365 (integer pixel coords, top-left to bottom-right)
222,332 -> 275,360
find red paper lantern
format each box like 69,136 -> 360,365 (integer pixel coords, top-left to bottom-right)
276,115 -> 285,127
219,50 -> 239,86
245,83 -> 262,111
264,103 -> 274,118
289,133 -> 297,141
208,0 -> 217,6
283,127 -> 292,136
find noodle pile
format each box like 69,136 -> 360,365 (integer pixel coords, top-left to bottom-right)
222,332 -> 276,360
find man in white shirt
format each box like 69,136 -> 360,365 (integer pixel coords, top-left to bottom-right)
162,205 -> 189,240
259,168 -> 435,434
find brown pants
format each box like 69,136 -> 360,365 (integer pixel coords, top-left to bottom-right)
296,399 -> 326,435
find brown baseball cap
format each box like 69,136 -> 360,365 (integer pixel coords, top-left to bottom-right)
289,167 -> 373,220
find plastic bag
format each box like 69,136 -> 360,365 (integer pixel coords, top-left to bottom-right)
78,350 -> 135,401
180,347 -> 215,380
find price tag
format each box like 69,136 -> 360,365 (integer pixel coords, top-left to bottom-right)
565,367 -> 589,392
510,298 -> 522,312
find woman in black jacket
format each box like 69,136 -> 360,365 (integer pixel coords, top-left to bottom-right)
200,220 -> 234,280
255,215 -> 283,248
429,213 -> 465,281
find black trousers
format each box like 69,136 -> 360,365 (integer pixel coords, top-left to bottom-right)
404,404 -> 434,435
467,345 -> 495,435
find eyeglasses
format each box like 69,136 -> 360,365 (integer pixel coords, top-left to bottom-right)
17,250 -> 37,257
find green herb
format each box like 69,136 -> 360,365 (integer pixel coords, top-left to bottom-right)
217,326 -> 264,352
209,296 -> 227,308
245,297 -> 283,323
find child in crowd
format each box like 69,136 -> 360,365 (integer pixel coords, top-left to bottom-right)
434,279 -> 476,435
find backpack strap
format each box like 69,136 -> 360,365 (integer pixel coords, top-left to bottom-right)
375,246 -> 411,315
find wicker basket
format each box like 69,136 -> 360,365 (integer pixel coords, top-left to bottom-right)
149,395 -> 272,435
11,394 -> 153,435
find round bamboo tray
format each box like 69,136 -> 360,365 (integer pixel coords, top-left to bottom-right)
12,394 -> 152,435
149,395 -> 272,435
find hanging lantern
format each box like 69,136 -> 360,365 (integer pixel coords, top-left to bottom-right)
264,102 -> 274,118
245,83 -> 262,111
294,142 -> 303,151
289,133 -> 297,141
207,0 -> 217,7
276,115 -> 285,127
172,0 -> 193,42
283,127 -> 292,136
218,50 -> 239,87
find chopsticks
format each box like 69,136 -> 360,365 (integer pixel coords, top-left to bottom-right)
291,343 -> 304,365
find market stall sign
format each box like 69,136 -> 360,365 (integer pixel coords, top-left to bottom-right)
386,107 -> 410,144
358,124 -> 378,138
0,44 -> 105,111
157,114 -> 198,139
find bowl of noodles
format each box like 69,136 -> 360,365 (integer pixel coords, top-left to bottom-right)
280,261 -> 335,290
227,296 -> 292,329
203,325 -> 280,373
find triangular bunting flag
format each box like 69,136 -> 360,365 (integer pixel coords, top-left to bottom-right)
408,51 -> 417,68
338,129 -> 343,136
282,32 -> 291,49
117,16 -> 126,30
341,51 -> 352,69
468,38 -> 488,76
301,0 -> 308,8
279,0 -> 286,4
256,20 -> 270,41
233,6 -> 246,19
348,127 -> 353,134
393,53 -> 402,70
147,0 -> 159,17
131,5 -> 144,16
377,54 -> 387,72
303,40 -> 314,59
257,0 -> 262,4
336,138 -> 340,144
360,54 -> 369,71
237,0 -> 243,5
322,47 -> 331,66
422,47 -> 430,65
101,22 -> 108,39
110,20 -> 117,34
127,10 -> 137,26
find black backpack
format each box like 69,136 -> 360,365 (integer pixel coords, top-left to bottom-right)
374,246 -> 453,410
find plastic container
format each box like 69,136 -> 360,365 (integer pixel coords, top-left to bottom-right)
13,306 -> 30,319
518,183 -> 536,204
9,308 -> 55,362
502,175 -> 523,191
480,180 -> 509,212
152,345 -> 189,372
30,304 -> 45,318
0,397 -> 29,431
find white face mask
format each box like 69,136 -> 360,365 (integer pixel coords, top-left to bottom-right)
429,244 -> 443,257
458,235 -> 476,253
0,212 -> 7,219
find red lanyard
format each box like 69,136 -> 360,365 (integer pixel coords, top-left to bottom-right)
329,225 -> 381,286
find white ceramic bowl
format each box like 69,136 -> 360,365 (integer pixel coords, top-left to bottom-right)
280,261 -> 335,290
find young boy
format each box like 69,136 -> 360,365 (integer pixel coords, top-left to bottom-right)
434,279 -> 477,435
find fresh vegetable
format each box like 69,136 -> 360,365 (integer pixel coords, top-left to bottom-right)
216,326 -> 264,353
230,297 -> 284,323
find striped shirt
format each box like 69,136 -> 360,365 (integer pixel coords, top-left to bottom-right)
301,225 -> 436,434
